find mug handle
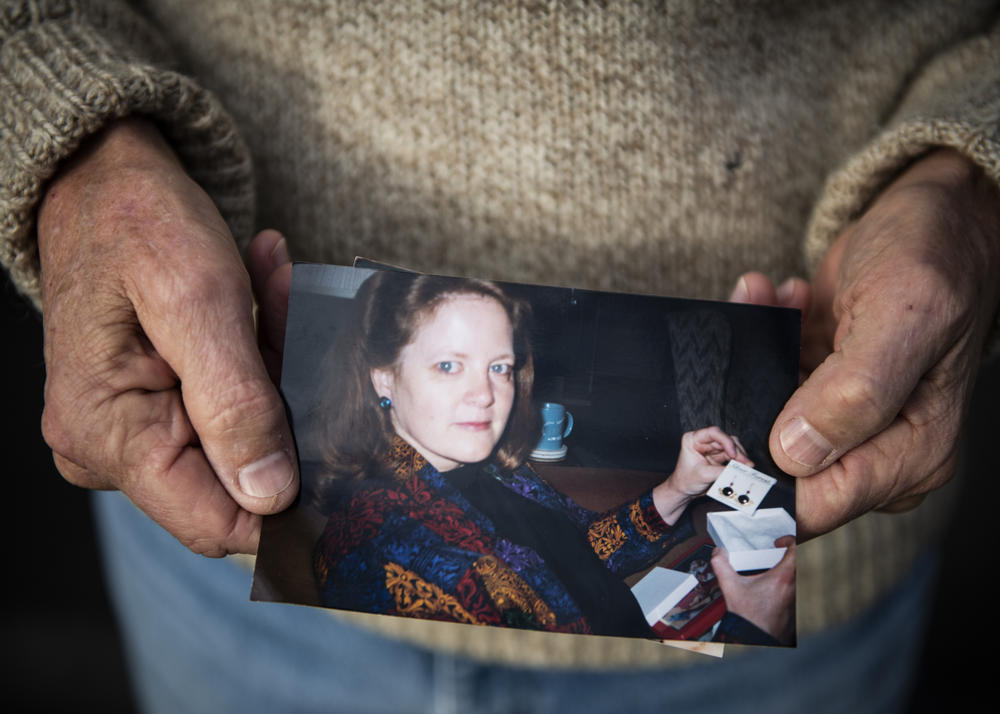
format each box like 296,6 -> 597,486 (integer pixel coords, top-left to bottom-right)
563,412 -> 573,439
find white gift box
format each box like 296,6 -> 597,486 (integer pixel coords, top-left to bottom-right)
630,567 -> 698,626
706,507 -> 795,572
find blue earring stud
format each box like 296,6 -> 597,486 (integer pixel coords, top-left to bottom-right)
379,396 -> 392,409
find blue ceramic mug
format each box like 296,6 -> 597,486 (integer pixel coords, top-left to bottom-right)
536,402 -> 573,451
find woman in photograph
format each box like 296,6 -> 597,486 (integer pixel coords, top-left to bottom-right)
312,271 -> 792,643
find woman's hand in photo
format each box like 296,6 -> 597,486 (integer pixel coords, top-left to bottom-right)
712,536 -> 796,644
672,426 -> 752,496
652,426 -> 751,523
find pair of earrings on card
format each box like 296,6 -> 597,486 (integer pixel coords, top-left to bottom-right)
707,459 -> 776,516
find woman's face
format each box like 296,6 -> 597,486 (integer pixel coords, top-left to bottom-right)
371,293 -> 517,472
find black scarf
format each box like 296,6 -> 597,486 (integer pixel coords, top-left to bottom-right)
443,463 -> 653,638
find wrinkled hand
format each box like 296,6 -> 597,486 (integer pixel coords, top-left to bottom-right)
712,535 -> 796,644
38,118 -> 298,556
652,426 -> 752,523
732,149 -> 1000,539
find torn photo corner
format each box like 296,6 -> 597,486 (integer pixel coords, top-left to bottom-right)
252,261 -> 800,650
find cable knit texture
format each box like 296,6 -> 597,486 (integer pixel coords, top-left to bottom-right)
3,0 -> 998,667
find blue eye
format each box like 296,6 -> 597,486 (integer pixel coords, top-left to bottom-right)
437,361 -> 459,374
490,363 -> 513,376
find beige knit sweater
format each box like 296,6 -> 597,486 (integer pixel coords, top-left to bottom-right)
3,1 -> 999,668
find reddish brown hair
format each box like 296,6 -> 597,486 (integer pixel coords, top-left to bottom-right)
313,271 -> 539,506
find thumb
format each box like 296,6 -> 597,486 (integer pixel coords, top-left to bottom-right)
769,285 -> 941,478
773,534 -> 796,549
138,258 -> 299,515
769,537 -> 797,573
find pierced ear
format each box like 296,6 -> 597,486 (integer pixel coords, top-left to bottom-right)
370,368 -> 393,400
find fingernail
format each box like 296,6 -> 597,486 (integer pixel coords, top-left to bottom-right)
779,417 -> 834,468
269,236 -> 290,269
729,276 -> 750,303
776,278 -> 796,304
239,451 -> 294,498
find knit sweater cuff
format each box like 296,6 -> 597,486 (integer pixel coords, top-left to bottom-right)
803,22 -> 1000,358
1,12 -> 254,309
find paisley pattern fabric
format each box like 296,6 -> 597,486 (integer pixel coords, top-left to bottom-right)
313,439 -> 694,635
587,515 -> 628,561
383,562 -> 480,625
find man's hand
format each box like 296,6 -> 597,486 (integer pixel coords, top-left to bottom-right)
712,536 -> 796,644
37,118 -> 298,556
732,149 -> 1000,539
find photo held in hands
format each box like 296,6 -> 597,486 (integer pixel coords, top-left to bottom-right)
252,263 -> 799,647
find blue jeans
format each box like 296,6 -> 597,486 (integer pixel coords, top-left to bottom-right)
95,491 -> 934,714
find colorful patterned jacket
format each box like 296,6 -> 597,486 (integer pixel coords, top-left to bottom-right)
313,439 -> 700,636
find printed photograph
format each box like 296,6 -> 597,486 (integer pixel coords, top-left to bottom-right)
253,263 -> 800,646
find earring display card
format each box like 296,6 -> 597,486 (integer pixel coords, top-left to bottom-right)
707,459 -> 776,516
